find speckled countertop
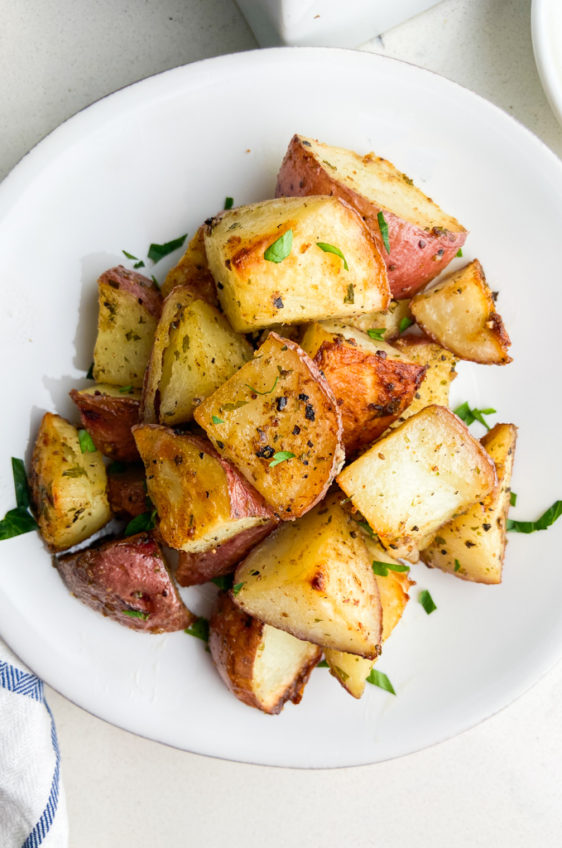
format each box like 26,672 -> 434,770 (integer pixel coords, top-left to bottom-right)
1,1 -> 561,845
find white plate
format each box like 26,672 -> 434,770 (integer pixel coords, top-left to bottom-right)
532,0 -> 562,126
1,48 -> 561,769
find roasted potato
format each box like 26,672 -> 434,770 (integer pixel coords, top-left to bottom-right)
421,423 -> 517,583
410,260 -> 512,364
160,225 -> 218,302
175,521 -> 275,586
300,321 -> 426,455
194,333 -> 344,519
209,591 -> 321,714
276,134 -> 467,299
132,425 -> 274,553
390,335 -> 458,428
345,299 -> 411,339
337,405 -> 497,561
232,494 -> 382,658
141,285 -> 252,425
30,413 -> 112,551
69,384 -> 140,462
106,464 -> 148,518
93,265 -> 162,388
56,532 -> 194,633
204,195 -> 390,332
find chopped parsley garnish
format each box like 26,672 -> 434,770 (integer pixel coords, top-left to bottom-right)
377,211 -> 391,254
122,609 -> 149,620
344,283 -> 355,304
221,400 -> 248,412
151,275 -> 160,288
212,415 -> 225,425
78,429 -> 96,454
148,234 -> 188,263
317,659 -> 329,668
12,458 -> 31,510
419,589 -> 437,614
367,328 -> 386,341
122,250 -> 138,260
134,261 -> 145,269
119,385 -> 134,394
456,248 -> 463,257
454,401 -> 496,431
454,559 -> 461,572
372,560 -> 410,577
0,508 -> 38,540
245,376 -> 278,395
86,362 -> 95,380
124,508 -> 157,536
316,242 -> 349,271
185,617 -> 210,642
366,668 -> 396,695
264,229 -> 293,263
399,316 -> 414,334
224,196 -> 234,210
232,582 -> 245,595
62,466 -> 86,478
510,491 -> 517,507
506,500 -> 562,534
372,561 -> 390,577
269,451 -> 295,467
211,575 -> 233,591
356,520 -> 375,538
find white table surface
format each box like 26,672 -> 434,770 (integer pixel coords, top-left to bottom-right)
1,1 -> 561,845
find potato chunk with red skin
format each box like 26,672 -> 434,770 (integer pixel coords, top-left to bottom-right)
56,532 -> 194,633
194,333 -> 344,520
106,464 -> 148,518
276,134 -> 467,299
69,384 -> 140,462
176,521 -> 275,587
209,592 -> 321,715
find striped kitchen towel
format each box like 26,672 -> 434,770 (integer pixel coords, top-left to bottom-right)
0,639 -> 68,847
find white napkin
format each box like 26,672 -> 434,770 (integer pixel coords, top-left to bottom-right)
0,639 -> 68,847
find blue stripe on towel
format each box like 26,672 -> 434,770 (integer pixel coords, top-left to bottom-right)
0,661 -> 61,847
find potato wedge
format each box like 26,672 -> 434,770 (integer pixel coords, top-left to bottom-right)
194,333 -> 344,519
276,134 -> 467,299
337,405 -> 497,561
30,413 -> 112,551
421,423 -> 517,583
106,464 -> 148,518
204,195 -> 390,332
390,335 -> 458,427
160,225 -> 218,303
232,495 -> 382,658
132,425 -> 274,553
56,532 -> 194,633
209,591 -> 321,714
176,521 -> 275,586
410,260 -> 512,364
69,384 -> 140,462
93,266 -> 162,388
300,321 -> 426,454
141,285 -> 252,424
345,299 -> 411,339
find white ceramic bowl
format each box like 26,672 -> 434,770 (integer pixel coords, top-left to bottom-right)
531,0 -> 562,126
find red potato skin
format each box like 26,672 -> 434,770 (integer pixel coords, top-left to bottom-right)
176,520 -> 277,586
106,465 -> 148,517
69,389 -> 140,462
209,592 -> 321,714
99,265 -> 163,319
56,532 -> 193,633
275,136 -> 467,299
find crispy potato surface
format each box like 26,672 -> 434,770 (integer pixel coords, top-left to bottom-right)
276,135 -> 467,299
30,413 -> 112,551
161,226 -> 218,302
390,335 -> 458,428
410,260 -> 512,364
204,195 -> 389,332
337,405 -> 497,560
176,521 -> 276,586
69,384 -> 140,462
194,333 -> 344,519
421,423 -> 517,583
209,592 -> 321,714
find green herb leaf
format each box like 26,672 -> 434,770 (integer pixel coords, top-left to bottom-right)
356,520 -> 375,538
372,561 -> 389,577
224,196 -> 234,210
151,275 -> 160,289
232,582 -> 245,595
133,260 -> 145,269
148,234 -> 187,263
11,458 -> 31,510
419,589 -> 437,614
78,429 -> 97,454
316,242 -> 349,271
0,507 -> 38,540
344,283 -> 355,304
367,328 -> 387,341
124,509 -> 157,536
86,362 -> 95,380
211,575 -> 233,591
456,248 -> 463,257
122,609 -> 149,620
377,211 -> 391,254
399,316 -> 414,334
122,250 -> 139,260
185,617 -> 210,641
510,491 -> 517,507
386,562 -> 410,573
268,451 -> 295,467
120,385 -> 135,395
453,402 -> 496,431
221,400 -> 248,412
366,668 -> 396,695
454,559 -> 461,572
212,415 -> 225,425
264,229 -> 293,263
245,376 -> 278,396
506,500 -> 562,534
317,659 -> 329,668
62,466 -> 86,478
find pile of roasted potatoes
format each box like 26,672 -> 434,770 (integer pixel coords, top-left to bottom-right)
28,134 -> 516,714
